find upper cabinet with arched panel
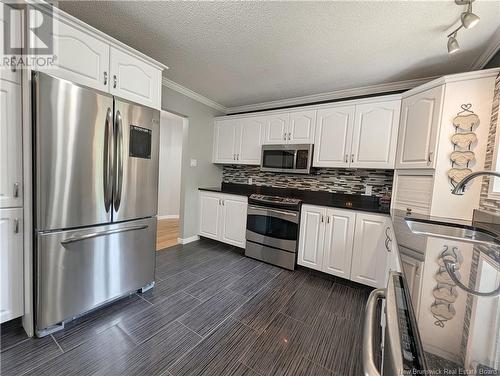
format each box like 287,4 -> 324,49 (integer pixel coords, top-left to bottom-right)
29,5 -> 165,109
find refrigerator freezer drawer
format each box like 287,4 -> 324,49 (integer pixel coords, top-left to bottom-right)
36,217 -> 156,332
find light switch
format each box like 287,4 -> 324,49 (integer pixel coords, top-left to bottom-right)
190,159 -> 197,167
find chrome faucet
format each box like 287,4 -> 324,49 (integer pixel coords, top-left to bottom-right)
452,170 -> 500,195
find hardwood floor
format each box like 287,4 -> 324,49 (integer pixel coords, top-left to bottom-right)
157,218 -> 180,251
1,239 -> 372,376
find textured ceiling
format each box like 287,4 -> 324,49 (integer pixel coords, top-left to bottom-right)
58,1 -> 500,108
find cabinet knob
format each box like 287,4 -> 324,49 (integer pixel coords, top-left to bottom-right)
327,216 -> 330,224
113,75 -> 117,89
13,182 -> 19,198
103,71 -> 108,85
345,154 -> 348,163
288,132 -> 291,141
283,133 -> 287,141
427,152 -> 433,166
351,154 -> 354,163
14,218 -> 19,234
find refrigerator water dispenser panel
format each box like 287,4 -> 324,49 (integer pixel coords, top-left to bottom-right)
129,125 -> 152,159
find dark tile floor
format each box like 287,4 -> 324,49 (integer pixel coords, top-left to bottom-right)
0,238 -> 372,376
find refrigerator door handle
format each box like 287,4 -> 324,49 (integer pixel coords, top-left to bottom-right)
103,107 -> 114,212
113,110 -> 124,212
61,224 -> 148,245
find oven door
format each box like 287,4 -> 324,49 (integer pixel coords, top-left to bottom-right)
246,205 -> 299,252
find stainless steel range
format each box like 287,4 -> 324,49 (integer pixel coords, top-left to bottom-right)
245,194 -> 302,270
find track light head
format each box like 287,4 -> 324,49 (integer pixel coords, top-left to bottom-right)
447,33 -> 460,54
461,10 -> 480,29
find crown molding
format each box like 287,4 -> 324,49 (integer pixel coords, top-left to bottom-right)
470,26 -> 500,70
225,76 -> 438,114
162,78 -> 227,113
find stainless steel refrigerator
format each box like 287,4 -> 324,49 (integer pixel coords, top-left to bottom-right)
33,72 -> 159,336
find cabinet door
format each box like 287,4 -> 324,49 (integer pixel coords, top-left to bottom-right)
288,110 -> 316,144
110,47 -> 162,109
213,119 -> 238,164
322,209 -> 356,279
0,208 -> 23,323
396,86 -> 444,169
0,4 -> 22,84
199,192 -> 222,240
263,113 -> 289,144
0,80 -> 22,208
350,213 -> 388,288
350,100 -> 400,169
297,205 -> 325,271
42,16 -> 110,92
313,105 -> 355,168
220,195 -> 248,248
237,117 -> 264,165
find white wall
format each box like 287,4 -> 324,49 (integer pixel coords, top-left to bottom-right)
161,86 -> 224,239
158,111 -> 184,218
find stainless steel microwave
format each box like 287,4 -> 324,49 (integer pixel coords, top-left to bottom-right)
260,144 -> 313,174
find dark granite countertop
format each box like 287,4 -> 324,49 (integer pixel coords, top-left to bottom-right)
199,183 -> 390,215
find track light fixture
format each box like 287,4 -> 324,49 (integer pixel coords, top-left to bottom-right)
446,0 -> 480,54
461,1 -> 480,29
447,31 -> 460,54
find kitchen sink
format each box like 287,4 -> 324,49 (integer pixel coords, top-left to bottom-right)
405,218 -> 500,247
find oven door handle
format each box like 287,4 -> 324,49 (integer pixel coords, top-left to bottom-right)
363,288 -> 385,376
248,205 -> 298,218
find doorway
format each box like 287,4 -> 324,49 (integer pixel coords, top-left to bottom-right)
156,110 -> 185,250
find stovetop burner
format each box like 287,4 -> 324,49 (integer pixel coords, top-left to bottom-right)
249,194 -> 302,209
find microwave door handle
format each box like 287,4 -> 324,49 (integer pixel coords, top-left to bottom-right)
113,110 -> 123,212
363,288 -> 385,376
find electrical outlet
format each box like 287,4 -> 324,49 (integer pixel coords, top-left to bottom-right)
248,177 -> 253,184
190,159 -> 197,167
364,185 -> 373,196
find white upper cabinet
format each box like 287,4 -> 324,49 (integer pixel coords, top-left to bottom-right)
109,47 -> 162,109
45,17 -> 110,92
0,80 -> 22,209
350,212 -> 389,288
0,208 -> 24,323
213,118 -> 263,165
313,105 -> 355,168
297,205 -> 325,271
263,113 -> 290,144
213,119 -> 238,164
350,100 -> 401,169
396,86 -> 444,169
322,208 -> 356,279
238,117 -> 264,164
288,110 -> 316,144
0,4 -> 22,84
28,6 -> 164,109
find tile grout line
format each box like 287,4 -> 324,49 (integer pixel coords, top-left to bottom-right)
50,334 -> 64,353
173,320 -> 203,339
135,292 -> 155,306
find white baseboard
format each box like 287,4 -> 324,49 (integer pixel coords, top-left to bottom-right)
177,235 -> 199,245
158,214 -> 180,220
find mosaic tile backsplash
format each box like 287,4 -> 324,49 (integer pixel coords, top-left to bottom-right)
222,165 -> 394,198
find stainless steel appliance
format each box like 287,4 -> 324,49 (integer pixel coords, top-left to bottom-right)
261,144 -> 313,174
33,72 -> 159,336
245,194 -> 301,270
363,209 -> 500,375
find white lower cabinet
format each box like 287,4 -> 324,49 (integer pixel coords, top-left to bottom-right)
199,191 -> 247,248
350,212 -> 390,288
298,205 -> 389,288
0,208 -> 23,323
322,209 -> 356,279
297,205 -> 325,271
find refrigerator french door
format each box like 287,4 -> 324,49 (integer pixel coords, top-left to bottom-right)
33,72 -> 159,336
